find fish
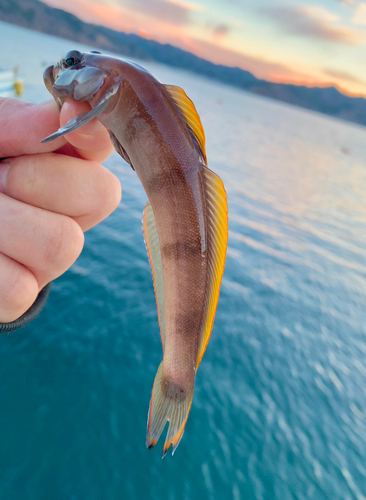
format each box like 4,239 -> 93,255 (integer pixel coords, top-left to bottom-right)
42,50 -> 228,457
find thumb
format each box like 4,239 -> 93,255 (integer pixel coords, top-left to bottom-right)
59,100 -> 114,161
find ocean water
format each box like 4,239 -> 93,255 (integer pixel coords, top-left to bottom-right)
1,21 -> 366,500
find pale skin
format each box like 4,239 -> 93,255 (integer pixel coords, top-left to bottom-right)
0,97 -> 121,323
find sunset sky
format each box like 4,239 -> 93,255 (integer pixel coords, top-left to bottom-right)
42,0 -> 366,97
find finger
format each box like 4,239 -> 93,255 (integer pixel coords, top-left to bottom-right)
0,98 -> 114,162
60,100 -> 114,162
0,98 -> 65,157
0,193 -> 84,289
0,153 -> 122,232
0,252 -> 39,323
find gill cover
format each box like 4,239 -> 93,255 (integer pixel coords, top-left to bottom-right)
53,66 -> 106,101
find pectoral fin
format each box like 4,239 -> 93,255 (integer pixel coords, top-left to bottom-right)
41,83 -> 119,143
109,131 -> 134,171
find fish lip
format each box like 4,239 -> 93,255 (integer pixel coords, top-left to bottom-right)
52,65 -> 107,103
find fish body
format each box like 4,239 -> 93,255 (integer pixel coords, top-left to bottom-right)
43,51 -> 228,456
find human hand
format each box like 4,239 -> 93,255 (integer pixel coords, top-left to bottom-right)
0,98 -> 121,323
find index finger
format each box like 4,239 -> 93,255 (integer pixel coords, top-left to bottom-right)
0,98 -> 65,157
0,97 -> 114,163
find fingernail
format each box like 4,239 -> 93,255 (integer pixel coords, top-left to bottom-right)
0,160 -> 11,193
79,117 -> 103,135
62,101 -> 103,135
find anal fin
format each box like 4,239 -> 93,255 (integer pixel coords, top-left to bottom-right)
142,202 -> 165,345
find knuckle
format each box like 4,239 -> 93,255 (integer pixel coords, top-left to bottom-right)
92,165 -> 122,218
4,154 -> 40,199
43,215 -> 84,271
2,270 -> 38,322
105,171 -> 122,214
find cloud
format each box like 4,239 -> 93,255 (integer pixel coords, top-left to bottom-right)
261,5 -> 365,44
352,3 -> 366,24
125,0 -> 195,26
184,38 -> 313,82
339,0 -> 356,6
338,0 -> 366,7
167,0 -> 205,12
212,24 -> 230,41
324,68 -> 365,83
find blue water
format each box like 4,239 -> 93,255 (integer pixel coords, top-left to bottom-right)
1,21 -> 366,500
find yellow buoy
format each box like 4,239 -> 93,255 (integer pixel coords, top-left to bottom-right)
14,79 -> 23,97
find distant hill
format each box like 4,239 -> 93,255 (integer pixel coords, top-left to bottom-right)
1,0 -> 366,127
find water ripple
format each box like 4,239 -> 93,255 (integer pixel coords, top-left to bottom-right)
1,20 -> 366,500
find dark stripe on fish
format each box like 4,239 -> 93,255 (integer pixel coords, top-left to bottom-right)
175,309 -> 204,337
161,241 -> 203,260
147,169 -> 187,193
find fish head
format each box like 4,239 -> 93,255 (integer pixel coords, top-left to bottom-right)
42,50 -> 122,143
43,50 -> 119,107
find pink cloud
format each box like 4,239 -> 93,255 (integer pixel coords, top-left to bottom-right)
324,68 -> 365,84
262,5 -> 366,45
40,0 -> 366,96
212,24 -> 230,41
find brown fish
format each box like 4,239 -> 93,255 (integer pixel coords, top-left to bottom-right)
42,50 -> 228,457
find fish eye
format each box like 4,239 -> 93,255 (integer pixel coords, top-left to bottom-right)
63,50 -> 82,68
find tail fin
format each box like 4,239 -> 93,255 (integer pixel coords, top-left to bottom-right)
146,363 -> 194,457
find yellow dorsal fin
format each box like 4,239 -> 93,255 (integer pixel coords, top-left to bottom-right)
142,202 -> 166,347
164,84 -> 207,164
196,166 -> 228,368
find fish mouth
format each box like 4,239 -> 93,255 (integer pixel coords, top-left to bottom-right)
52,66 -> 107,103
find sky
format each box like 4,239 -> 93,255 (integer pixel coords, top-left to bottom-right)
42,0 -> 366,97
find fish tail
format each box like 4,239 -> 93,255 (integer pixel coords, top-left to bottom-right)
146,363 -> 194,458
